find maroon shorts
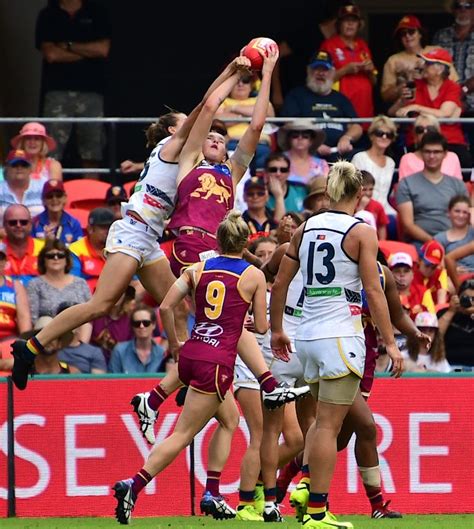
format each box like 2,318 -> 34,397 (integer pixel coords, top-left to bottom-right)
178,356 -> 233,402
169,230 -> 218,277
360,345 -> 378,398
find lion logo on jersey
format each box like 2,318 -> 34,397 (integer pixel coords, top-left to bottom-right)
190,173 -> 231,205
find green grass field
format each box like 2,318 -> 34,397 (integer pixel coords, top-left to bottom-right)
2,515 -> 474,529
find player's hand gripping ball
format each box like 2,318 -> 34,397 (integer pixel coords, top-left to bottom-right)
241,37 -> 278,71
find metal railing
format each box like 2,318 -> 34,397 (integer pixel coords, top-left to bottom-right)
1,116 -> 473,182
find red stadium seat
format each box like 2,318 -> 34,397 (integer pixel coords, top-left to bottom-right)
124,180 -> 137,197
65,208 -> 90,232
378,240 -> 419,263
64,179 -> 110,210
0,338 -> 15,377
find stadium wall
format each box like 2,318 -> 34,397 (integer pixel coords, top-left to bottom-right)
1,374 -> 473,518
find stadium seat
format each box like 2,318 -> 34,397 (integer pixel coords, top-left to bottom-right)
378,240 -> 419,263
124,180 -> 137,197
64,179 -> 110,210
65,208 -> 91,232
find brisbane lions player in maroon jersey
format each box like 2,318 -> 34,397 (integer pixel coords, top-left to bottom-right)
113,211 -> 271,524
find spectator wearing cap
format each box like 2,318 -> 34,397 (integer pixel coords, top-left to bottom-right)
412,240 -> 449,307
69,207 -> 114,293
433,1 -> 474,153
277,120 -> 328,185
396,131 -> 468,249
31,179 -> 83,245
302,176 -> 330,216
3,205 -> 44,286
437,278 -> 474,370
0,150 -> 45,225
0,241 -> 32,341
10,122 -> 62,181
281,50 -> 363,163
320,4 -> 376,119
391,48 -> 472,170
215,72 -> 275,174
242,176 -> 279,241
382,15 -> 458,104
105,185 -> 127,220
263,153 -> 306,218
389,251 -> 435,319
404,312 -> 451,373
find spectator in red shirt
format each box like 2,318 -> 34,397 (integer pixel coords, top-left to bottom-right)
360,170 -> 389,240
391,48 -> 472,170
412,240 -> 449,307
389,251 -> 435,319
3,204 -> 45,286
320,3 -> 376,119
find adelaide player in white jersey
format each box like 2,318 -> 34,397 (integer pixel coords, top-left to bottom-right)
10,58 -> 249,390
270,161 -> 403,529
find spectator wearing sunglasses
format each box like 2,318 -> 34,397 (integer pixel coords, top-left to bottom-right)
351,115 -> 398,221
26,240 -> 90,326
242,177 -> 279,241
382,15 -> 458,104
433,1 -> 474,156
0,150 -> 45,226
264,153 -> 308,218
398,114 -> 462,180
277,120 -> 329,185
31,179 -> 83,244
108,305 -> 165,374
215,72 -> 275,174
3,205 -> 44,286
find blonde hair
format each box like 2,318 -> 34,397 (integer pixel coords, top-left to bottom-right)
368,114 -> 397,137
414,113 -> 440,130
217,210 -> 250,254
327,161 -> 363,203
17,137 -> 49,157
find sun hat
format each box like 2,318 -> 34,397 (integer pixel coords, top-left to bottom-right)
277,120 -> 326,153
11,122 -> 57,152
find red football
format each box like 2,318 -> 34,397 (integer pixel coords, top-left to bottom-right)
241,37 -> 277,71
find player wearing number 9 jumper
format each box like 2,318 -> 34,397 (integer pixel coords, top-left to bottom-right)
112,211 -> 268,524
270,161 -> 404,529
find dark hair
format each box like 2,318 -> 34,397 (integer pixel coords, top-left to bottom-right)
131,304 -> 157,324
419,131 -> 448,151
406,330 -> 445,363
210,118 -> 227,137
264,152 -> 290,170
448,194 -> 470,210
145,111 -> 182,149
459,278 -> 474,294
394,27 -> 428,52
377,250 -> 388,267
360,169 -> 375,186
37,240 -> 72,274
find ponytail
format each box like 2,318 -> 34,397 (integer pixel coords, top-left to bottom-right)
145,111 -> 181,148
326,161 -> 363,202
217,210 -> 249,254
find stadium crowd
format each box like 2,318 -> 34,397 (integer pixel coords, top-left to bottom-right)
2,0 -> 474,527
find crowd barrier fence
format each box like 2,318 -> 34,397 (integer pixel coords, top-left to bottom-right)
1,373 -> 473,519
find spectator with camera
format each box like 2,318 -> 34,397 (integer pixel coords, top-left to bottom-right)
381,15 -> 458,104
438,279 -> 474,370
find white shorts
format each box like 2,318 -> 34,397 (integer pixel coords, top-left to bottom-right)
233,347 -> 274,392
104,215 -> 166,268
295,336 -> 365,383
265,343 -> 306,387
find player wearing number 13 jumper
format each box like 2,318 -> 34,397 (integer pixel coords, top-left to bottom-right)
270,161 -> 403,529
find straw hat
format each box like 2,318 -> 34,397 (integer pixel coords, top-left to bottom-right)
277,120 -> 326,153
11,122 -> 57,152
